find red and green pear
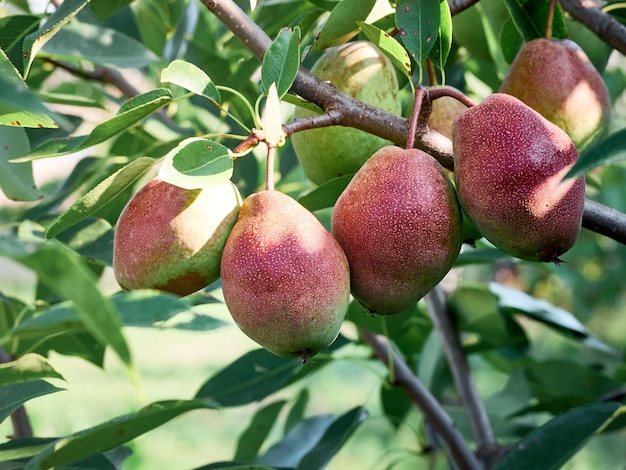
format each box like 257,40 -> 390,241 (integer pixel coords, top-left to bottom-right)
220,190 -> 350,360
453,93 -> 586,262
332,146 -> 462,315
113,179 -> 241,296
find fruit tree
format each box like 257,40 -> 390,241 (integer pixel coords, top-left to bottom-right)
2,0 -> 626,469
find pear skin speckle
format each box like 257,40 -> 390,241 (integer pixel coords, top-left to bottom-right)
453,93 -> 586,262
332,146 -> 463,315
220,190 -> 350,358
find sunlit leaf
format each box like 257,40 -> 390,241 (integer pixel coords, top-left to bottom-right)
0,354 -> 64,386
0,126 -> 40,201
234,400 -> 287,461
566,129 -> 626,178
22,0 -> 92,77
161,59 -> 221,102
358,22 -> 411,80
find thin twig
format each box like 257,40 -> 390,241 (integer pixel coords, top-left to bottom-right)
425,286 -> 503,469
0,347 -> 34,438
449,0 -> 481,16
358,328 -> 484,470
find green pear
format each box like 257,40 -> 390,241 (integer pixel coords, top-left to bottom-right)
113,179 -> 241,296
499,38 -> 610,150
332,146 -> 462,315
453,93 -> 586,262
291,41 -> 401,185
220,190 -> 350,360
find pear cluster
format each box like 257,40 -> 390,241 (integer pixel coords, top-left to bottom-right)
112,35 -> 603,360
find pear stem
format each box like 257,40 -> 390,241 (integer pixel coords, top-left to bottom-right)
428,86 -> 477,108
426,58 -> 438,86
545,0 -> 558,39
406,85 -> 427,149
265,144 -> 276,191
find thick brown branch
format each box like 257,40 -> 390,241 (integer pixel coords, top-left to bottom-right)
559,0 -> 626,55
358,328 -> 484,470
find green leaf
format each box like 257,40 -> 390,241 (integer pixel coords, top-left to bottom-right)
234,400 -> 287,461
0,354 -> 64,386
380,384 -> 412,429
297,174 -> 352,211
157,137 -> 234,189
112,290 -> 193,327
489,282 -> 618,355
195,349 -> 303,407
25,399 -> 218,470
41,21 -> 159,69
395,0 -> 440,83
493,402 -> 622,470
312,0 -> 377,49
89,0 -> 134,21
16,88 -> 173,161
566,129 -> 626,178
417,329 -> 452,399
427,0 -> 452,74
298,406 -> 368,469
0,49 -> 58,129
12,240 -> 132,369
454,247 -> 514,266
502,0 -> 567,43
0,15 -> 39,72
0,126 -> 40,201
46,157 -> 157,238
0,381 -> 64,424
161,59 -> 221,102
262,27 -> 301,98
22,0 -> 92,77
0,438 -> 58,463
358,22 -> 411,80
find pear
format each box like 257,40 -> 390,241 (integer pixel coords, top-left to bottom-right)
332,146 -> 462,315
291,41 -> 401,185
453,93 -> 586,262
220,190 -> 350,360
113,179 -> 241,296
499,38 -> 610,150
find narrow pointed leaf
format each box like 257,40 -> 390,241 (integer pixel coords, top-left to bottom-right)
25,399 -> 217,470
22,0 -> 92,77
297,174 -> 352,211
161,59 -> 221,102
15,89 -> 173,161
0,354 -> 64,386
427,0 -> 452,73
395,0 -> 440,82
358,22 -> 411,80
502,0 -> 567,42
566,129 -> 626,178
0,49 -> 57,128
0,381 -> 64,424
14,240 -> 132,369
312,0 -> 377,49
46,157 -> 157,238
234,400 -> 287,461
195,349 -> 303,407
0,126 -> 40,201
494,402 -> 622,470
261,27 -> 301,98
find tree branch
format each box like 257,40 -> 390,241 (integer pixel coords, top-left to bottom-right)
425,287 -> 504,469
199,0 -> 626,247
559,0 -> 626,55
358,328 -> 484,470
449,0 -> 481,16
